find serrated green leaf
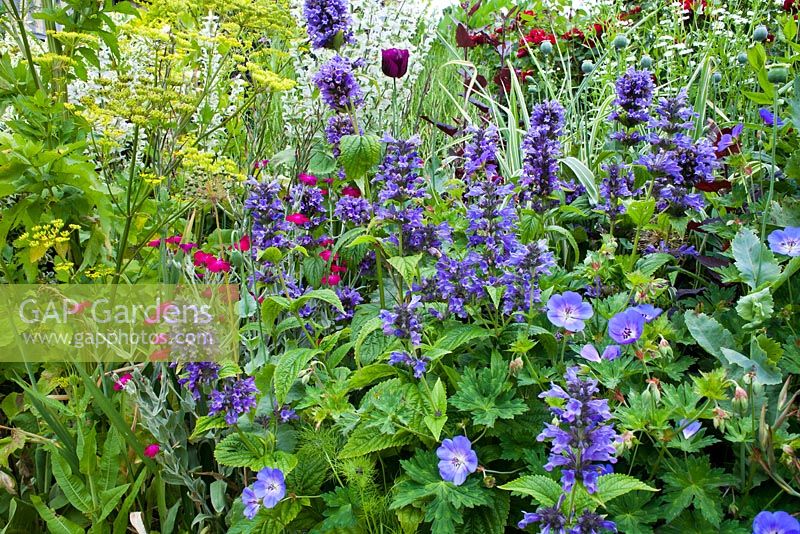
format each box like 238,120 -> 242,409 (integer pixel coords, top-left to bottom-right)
339,424 -> 413,459
261,296 -> 290,335
387,254 -> 422,283
736,287 -> 774,324
339,134 -> 382,181
274,348 -> 321,404
434,324 -> 492,352
498,475 -> 562,506
594,474 -> 658,504
190,415 -> 227,441
721,347 -> 782,385
29,495 -> 84,534
98,426 -> 123,493
290,288 -> 344,313
450,358 -> 527,427
50,453 -> 93,513
347,363 -> 396,390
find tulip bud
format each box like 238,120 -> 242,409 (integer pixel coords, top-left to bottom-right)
381,48 -> 410,79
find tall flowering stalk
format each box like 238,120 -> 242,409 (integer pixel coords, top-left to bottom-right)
610,68 -> 654,146
303,0 -> 354,50
520,101 -> 566,208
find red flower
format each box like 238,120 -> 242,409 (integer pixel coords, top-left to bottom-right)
342,186 -> 361,197
320,249 -> 336,262
679,0 -> 707,11
193,251 -> 214,267
143,443 -> 161,458
619,5 -> 642,20
319,238 -> 335,247
69,300 -> 92,314
149,348 -> 170,361
113,373 -> 132,391
561,28 -> 585,41
165,235 -> 182,245
298,173 -> 317,186
286,213 -> 309,225
330,264 -> 347,274
785,0 -> 798,12
179,243 -> 197,253
147,239 -> 161,247
234,235 -> 251,252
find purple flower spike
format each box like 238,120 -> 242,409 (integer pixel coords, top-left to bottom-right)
768,227 -> 800,257
547,292 -> 594,332
208,377 -> 259,425
252,467 -> 286,509
313,55 -> 363,111
303,0 -> 353,49
678,419 -> 702,439
759,108 -> 785,127
753,511 -> 800,534
632,304 -> 662,323
607,309 -> 646,345
436,435 -> 478,486
517,506 -> 568,532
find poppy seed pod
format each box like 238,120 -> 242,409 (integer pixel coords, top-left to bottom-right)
382,48 -> 410,78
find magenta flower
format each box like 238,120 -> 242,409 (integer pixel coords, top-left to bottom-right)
381,48 -> 410,78
206,257 -> 231,273
607,309 -> 645,345
546,291 -> 594,332
298,173 -> 318,186
342,186 -> 361,197
113,373 -> 132,391
143,443 -> 160,458
768,227 -> 800,257
436,436 -> 478,486
234,235 -> 251,252
321,273 -> 341,286
286,213 -> 310,225
753,511 -> 800,534
147,239 -> 161,247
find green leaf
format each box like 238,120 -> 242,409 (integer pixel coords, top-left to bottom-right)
459,489 -> 510,534
731,227 -> 780,289
347,363 -> 397,390
303,255 -> 325,287
50,453 -> 93,513
354,316 -> 391,365
190,415 -> 227,441
387,254 -> 422,284
498,475 -> 562,506
29,495 -> 84,534
434,324 -> 492,352
274,348 -> 321,404
112,468 -> 147,534
625,199 -> 656,227
735,287 -> 774,324
562,156 -> 599,205
660,456 -> 736,526
98,427 -> 123,493
339,134 -> 382,181
97,484 -> 130,522
635,253 -> 674,277
450,356 -> 527,427
261,295 -> 290,335
290,289 -> 344,313
720,347 -> 782,385
339,424 -> 413,459
684,312 -> 735,360
594,474 -> 658,504
391,451 -> 493,534
77,422 -> 97,476
211,479 -> 228,513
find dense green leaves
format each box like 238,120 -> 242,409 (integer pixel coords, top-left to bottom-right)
450,355 -> 527,427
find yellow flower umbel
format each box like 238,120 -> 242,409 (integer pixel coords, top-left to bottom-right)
14,220 -> 79,263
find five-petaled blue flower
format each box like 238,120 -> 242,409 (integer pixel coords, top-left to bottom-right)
752,511 -> 800,534
436,435 -> 478,486
547,291 -> 594,332
241,467 -> 286,519
768,227 -> 800,257
607,308 -> 646,345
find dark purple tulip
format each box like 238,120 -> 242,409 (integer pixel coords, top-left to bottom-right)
382,48 -> 410,78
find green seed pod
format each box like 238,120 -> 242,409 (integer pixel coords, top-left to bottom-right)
640,55 -> 653,68
613,35 -> 629,50
753,25 -> 768,42
712,72 -> 722,83
540,41 -> 553,55
581,60 -> 595,74
737,52 -> 748,65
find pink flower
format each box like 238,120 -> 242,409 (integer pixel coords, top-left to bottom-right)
144,301 -> 175,325
342,186 -> 361,197
234,235 -> 251,252
113,373 -> 132,391
254,159 -> 269,169
150,348 -> 170,361
147,239 -> 162,247
69,300 -> 92,314
320,249 -> 334,262
179,243 -> 197,253
321,274 -> 341,286
286,213 -> 310,225
143,443 -> 160,458
165,235 -> 182,245
298,173 -> 318,186
207,258 -> 231,273
330,264 -> 347,274
319,238 -> 335,247
194,251 -> 213,267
